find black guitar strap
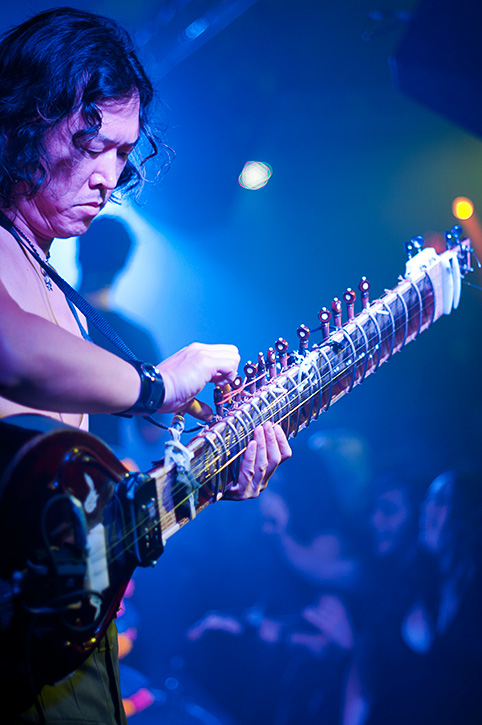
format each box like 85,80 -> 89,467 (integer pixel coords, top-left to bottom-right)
0,211 -> 172,429
0,211 -> 141,363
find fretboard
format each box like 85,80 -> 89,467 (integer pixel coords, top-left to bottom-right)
151,241 -> 467,541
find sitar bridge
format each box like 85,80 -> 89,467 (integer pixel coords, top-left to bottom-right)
116,473 -> 163,567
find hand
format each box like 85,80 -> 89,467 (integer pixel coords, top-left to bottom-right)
157,342 -> 240,420
258,617 -> 283,644
303,595 -> 354,650
185,611 -> 244,641
289,632 -> 328,656
223,422 -> 291,500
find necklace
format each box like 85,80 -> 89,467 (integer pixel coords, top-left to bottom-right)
13,224 -> 53,291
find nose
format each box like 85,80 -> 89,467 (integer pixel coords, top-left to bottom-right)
90,150 -> 119,191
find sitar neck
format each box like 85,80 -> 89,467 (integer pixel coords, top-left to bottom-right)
150,237 -> 471,543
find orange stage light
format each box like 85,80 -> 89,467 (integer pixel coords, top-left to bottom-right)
452,196 -> 474,220
452,196 -> 482,263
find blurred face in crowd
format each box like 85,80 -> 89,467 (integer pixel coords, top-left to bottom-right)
419,473 -> 454,554
371,487 -> 410,556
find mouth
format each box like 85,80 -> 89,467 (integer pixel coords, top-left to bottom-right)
76,202 -> 104,216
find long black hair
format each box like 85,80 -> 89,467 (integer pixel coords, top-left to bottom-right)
0,7 -> 159,206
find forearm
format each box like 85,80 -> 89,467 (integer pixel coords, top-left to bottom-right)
279,533 -> 317,577
0,306 -> 141,414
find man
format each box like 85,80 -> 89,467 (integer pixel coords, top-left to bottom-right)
0,8 -> 290,723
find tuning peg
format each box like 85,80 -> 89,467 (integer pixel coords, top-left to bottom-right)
214,386 -> 224,417
444,230 -> 455,249
318,307 -> 331,341
343,288 -> 356,321
359,277 -> 370,309
445,228 -> 462,250
450,225 -> 463,241
244,360 -> 257,394
331,298 -> 342,329
267,347 -> 277,379
257,352 -> 266,387
297,324 -> 310,355
231,374 -> 243,403
275,338 -> 289,371
404,235 -> 424,260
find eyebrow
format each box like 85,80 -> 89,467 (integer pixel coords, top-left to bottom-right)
92,134 -> 140,149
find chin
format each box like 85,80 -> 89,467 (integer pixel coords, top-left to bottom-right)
65,216 -> 96,238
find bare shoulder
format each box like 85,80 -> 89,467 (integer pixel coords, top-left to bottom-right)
0,224 -> 20,265
0,226 -> 81,337
0,225 -> 34,299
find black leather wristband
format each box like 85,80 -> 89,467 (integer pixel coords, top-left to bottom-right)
121,361 -> 165,415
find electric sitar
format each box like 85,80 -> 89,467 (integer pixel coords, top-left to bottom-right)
0,227 -> 473,687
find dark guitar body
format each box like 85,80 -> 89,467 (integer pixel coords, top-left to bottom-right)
0,415 -> 135,695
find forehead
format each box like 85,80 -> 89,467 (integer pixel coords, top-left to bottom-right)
92,96 -> 141,141
47,95 -> 140,148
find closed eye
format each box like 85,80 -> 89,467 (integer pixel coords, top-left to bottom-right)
82,147 -> 102,157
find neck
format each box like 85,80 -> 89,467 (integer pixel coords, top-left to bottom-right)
1,208 -> 53,257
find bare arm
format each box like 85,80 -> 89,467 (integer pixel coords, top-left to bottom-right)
0,279 -> 291,498
0,278 -> 240,416
0,279 -> 141,414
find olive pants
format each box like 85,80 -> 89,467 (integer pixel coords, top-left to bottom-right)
6,623 -> 127,724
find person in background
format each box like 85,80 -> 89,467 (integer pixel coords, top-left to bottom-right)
342,471 -> 424,724
184,461 -> 360,724
399,469 -> 482,724
77,215 -> 166,465
344,469 -> 482,725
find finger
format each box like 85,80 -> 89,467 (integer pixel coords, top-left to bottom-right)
273,424 -> 292,462
208,345 -> 241,385
250,425 -> 269,494
226,424 -> 285,499
222,438 -> 258,500
222,423 -> 289,500
183,398 -> 213,421
260,422 -> 285,487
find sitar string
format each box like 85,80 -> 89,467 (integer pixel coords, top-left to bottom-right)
96,282 -> 428,569
99,278 -> 432,569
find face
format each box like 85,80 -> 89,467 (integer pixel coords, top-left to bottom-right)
15,96 -> 140,246
419,473 -> 454,554
370,488 -> 410,556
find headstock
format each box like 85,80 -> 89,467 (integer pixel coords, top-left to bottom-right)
207,227 -> 472,418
